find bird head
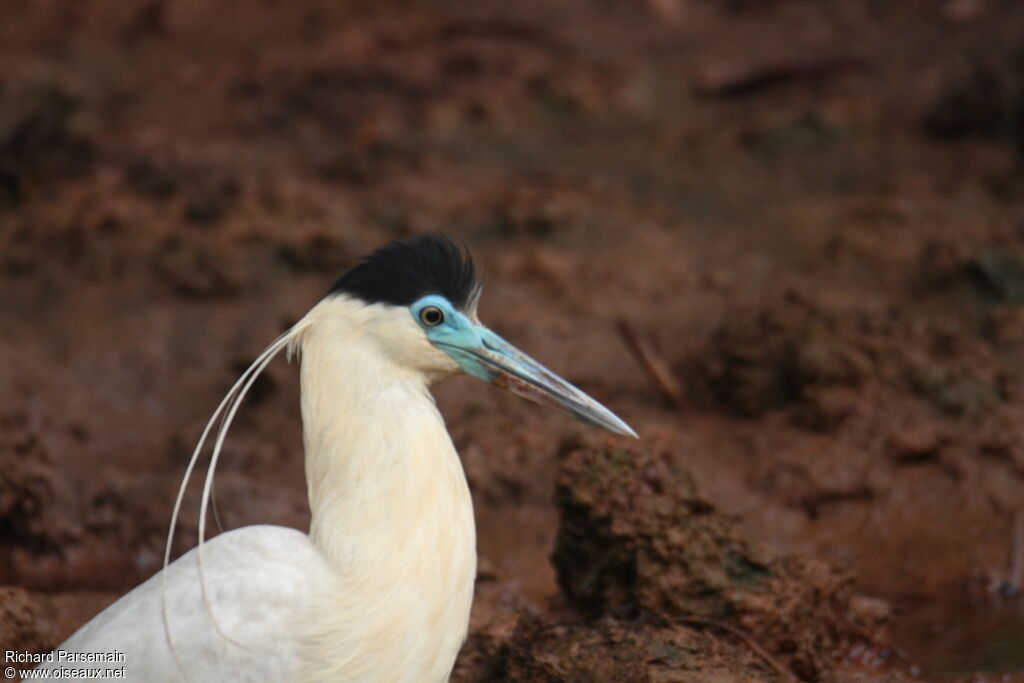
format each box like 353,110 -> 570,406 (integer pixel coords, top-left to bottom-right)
325,234 -> 636,438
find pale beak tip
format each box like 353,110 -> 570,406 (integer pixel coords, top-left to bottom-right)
604,414 -> 639,439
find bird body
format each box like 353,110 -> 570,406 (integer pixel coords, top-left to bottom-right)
38,235 -> 633,681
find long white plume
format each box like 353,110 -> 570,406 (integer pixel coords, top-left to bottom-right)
161,321 -> 310,672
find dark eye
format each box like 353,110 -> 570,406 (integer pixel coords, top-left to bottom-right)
420,306 -> 444,326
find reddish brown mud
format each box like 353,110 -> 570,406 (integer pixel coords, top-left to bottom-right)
2,0 -> 1024,680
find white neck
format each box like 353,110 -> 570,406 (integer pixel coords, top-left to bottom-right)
292,297 -> 476,681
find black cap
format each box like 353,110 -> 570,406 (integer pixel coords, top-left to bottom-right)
329,233 -> 479,310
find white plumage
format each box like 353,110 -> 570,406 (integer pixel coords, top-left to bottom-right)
39,236 -> 633,682
53,526 -> 330,681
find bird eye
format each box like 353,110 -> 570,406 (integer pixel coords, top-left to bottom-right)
420,306 -> 444,326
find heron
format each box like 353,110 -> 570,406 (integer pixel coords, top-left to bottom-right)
38,233 -> 635,682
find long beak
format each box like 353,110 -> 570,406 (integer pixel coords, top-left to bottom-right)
438,327 -> 638,438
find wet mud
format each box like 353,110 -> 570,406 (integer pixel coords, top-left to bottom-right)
3,0 -> 1024,680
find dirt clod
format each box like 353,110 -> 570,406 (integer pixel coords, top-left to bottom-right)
0,586 -> 56,654
0,78 -> 96,205
0,413 -> 77,554
488,612 -> 774,682
550,447 -> 888,680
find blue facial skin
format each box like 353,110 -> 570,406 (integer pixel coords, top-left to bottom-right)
408,294 -> 638,438
409,295 -> 498,381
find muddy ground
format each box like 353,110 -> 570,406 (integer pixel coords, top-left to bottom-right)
2,0 -> 1024,680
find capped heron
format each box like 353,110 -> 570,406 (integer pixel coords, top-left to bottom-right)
39,234 -> 635,681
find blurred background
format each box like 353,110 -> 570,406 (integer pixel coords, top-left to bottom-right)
2,0 -> 1024,680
